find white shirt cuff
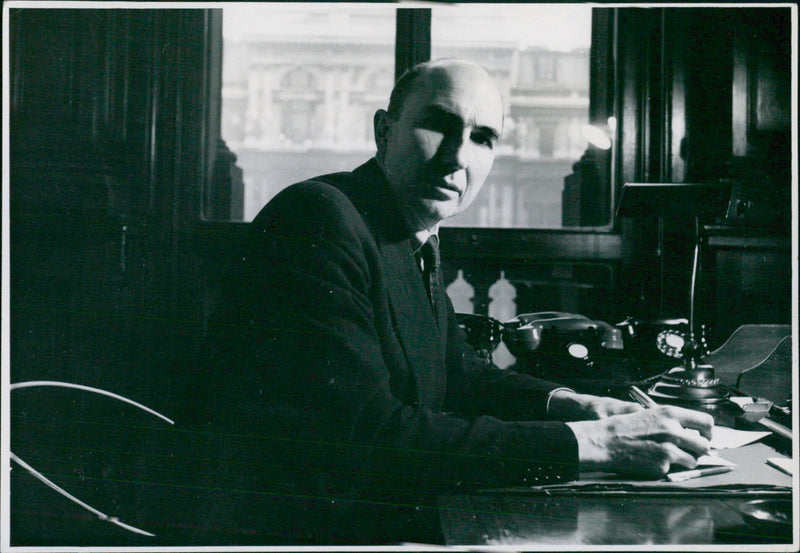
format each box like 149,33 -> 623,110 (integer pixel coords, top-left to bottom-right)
546,387 -> 576,419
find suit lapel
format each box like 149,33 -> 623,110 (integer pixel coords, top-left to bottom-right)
346,159 -> 448,409
381,239 -> 447,409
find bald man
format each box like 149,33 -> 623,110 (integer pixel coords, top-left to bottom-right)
204,60 -> 713,544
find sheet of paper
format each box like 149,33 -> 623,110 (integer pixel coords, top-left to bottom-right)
696,452 -> 736,467
710,425 -> 770,449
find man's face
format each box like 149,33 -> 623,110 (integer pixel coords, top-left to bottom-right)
376,62 -> 504,232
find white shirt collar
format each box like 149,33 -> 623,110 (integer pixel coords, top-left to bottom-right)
411,226 -> 439,253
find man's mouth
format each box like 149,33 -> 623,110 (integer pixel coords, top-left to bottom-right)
431,179 -> 462,197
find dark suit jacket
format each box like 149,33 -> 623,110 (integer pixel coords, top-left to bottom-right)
203,158 -> 579,543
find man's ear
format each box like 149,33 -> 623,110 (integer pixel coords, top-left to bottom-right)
373,109 -> 391,157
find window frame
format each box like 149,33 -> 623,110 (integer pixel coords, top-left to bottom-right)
198,6 -> 623,264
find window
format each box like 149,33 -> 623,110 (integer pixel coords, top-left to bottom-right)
431,4 -> 594,228
218,4 -> 612,228
220,4 -> 395,221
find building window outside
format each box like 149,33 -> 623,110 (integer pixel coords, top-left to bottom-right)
221,4 -> 600,227
430,3 -> 593,228
221,4 -> 395,221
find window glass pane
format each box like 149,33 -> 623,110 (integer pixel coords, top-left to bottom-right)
221,4 -> 395,221
432,4 -> 599,228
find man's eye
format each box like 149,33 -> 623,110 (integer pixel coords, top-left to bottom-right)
472,132 -> 495,149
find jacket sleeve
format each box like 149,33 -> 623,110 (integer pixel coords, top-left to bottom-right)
441,297 -> 569,422
207,181 -> 579,504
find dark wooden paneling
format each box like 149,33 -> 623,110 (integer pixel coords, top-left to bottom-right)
10,9 -> 215,393
614,7 -> 792,339
440,228 -> 622,263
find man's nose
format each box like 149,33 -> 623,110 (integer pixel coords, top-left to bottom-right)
439,128 -> 471,171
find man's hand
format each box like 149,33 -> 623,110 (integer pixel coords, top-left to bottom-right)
565,406 -> 714,478
549,390 -> 642,421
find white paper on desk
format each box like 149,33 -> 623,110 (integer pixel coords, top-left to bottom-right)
710,425 -> 770,449
680,426 -> 769,467
696,452 -> 737,467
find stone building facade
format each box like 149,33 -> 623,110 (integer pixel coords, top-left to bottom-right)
222,9 -> 591,226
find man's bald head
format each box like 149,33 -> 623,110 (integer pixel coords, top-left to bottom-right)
386,59 -> 503,124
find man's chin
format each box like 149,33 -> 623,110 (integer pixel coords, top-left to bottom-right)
418,198 -> 459,223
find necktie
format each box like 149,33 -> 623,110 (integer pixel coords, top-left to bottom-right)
419,235 -> 442,317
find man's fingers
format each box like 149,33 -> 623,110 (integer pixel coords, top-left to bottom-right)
672,427 -> 711,457
632,442 -> 699,477
661,442 -> 700,472
681,412 -> 715,440
660,405 -> 715,440
617,401 -> 644,415
570,408 -> 716,477
652,406 -> 713,456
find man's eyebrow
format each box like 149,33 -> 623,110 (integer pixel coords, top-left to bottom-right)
421,105 -> 500,139
476,125 -> 501,141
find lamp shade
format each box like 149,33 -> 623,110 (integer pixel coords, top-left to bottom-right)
615,182 -> 733,220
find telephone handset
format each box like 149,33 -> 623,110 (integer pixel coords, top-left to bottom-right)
503,312 -> 624,357
501,312 -> 629,385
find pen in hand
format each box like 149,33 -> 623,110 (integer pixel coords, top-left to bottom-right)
630,384 -> 716,451
629,385 -> 658,409
628,385 -> 721,479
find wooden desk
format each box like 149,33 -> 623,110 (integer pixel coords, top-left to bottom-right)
440,442 -> 795,546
